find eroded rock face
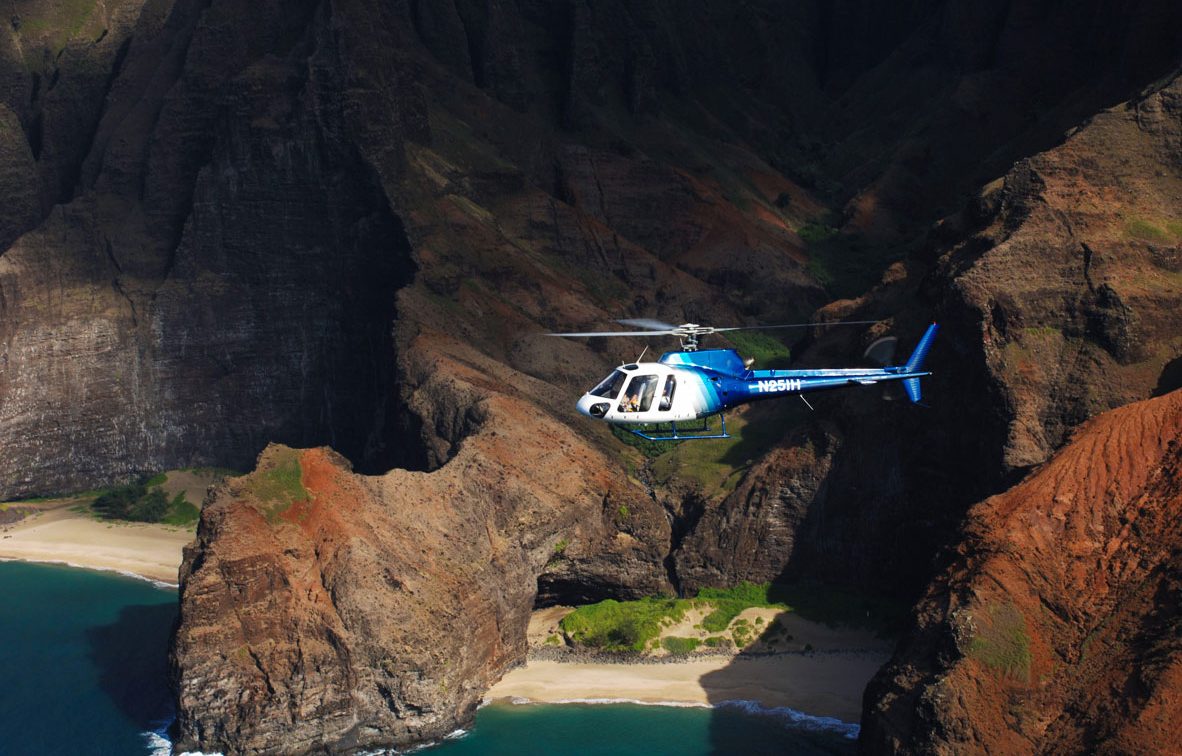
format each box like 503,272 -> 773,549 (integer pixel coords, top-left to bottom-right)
860,389 -> 1182,754
935,75 -> 1182,474
673,422 -> 841,592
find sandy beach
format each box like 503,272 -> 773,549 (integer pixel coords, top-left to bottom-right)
486,652 -> 886,721
0,501 -> 192,584
489,607 -> 893,721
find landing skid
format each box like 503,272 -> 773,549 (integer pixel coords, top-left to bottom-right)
623,414 -> 730,441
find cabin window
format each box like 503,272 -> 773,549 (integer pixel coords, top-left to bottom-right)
619,375 -> 659,413
659,375 -> 676,411
589,370 -> 627,399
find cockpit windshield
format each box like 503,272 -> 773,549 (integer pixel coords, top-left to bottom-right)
589,369 -> 627,399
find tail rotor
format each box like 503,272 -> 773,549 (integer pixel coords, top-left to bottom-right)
864,336 -> 902,401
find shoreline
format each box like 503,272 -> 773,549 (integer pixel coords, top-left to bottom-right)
485,649 -> 886,723
0,556 -> 180,589
0,501 -> 192,585
1,495 -> 887,728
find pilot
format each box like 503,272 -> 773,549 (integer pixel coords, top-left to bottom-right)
660,381 -> 675,410
623,390 -> 641,412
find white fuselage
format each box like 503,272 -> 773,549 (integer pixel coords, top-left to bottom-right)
576,362 -> 716,425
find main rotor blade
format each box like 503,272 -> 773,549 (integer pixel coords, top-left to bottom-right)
547,330 -> 677,337
616,318 -> 678,331
712,319 -> 880,332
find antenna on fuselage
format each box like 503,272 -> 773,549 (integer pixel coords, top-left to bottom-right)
636,345 -> 649,363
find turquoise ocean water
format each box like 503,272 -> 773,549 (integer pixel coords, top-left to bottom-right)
0,561 -> 177,755
0,561 -> 856,755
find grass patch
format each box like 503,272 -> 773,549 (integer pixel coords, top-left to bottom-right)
161,493 -> 200,527
1124,218 -> 1177,243
661,636 -> 701,654
245,448 -> 309,523
968,602 -> 1032,682
724,331 -> 793,369
1023,325 -> 1060,338
562,579 -> 906,655
560,597 -> 692,652
93,484 -> 168,522
91,477 -> 201,526
697,582 -> 788,632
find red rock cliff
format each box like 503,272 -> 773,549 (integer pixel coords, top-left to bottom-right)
861,389 -> 1182,753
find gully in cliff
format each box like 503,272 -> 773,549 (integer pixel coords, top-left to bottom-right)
550,320 -> 938,440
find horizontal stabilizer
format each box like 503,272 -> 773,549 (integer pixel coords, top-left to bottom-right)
903,377 -> 922,403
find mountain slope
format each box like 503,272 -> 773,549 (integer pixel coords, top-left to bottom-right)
861,388 -> 1182,753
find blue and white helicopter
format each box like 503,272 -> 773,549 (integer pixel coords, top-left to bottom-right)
550,320 -> 938,441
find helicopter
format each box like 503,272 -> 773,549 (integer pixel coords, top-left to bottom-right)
548,319 -> 938,441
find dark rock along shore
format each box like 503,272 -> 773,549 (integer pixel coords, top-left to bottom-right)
0,0 -> 1180,752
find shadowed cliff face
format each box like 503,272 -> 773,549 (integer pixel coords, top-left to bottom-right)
860,389 -> 1182,753
0,0 -> 431,495
3,0 -> 1180,502
676,73 -> 1182,597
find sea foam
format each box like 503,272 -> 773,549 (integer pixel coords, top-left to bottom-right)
497,695 -> 859,739
716,699 -> 860,740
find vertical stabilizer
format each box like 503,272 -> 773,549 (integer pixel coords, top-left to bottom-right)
902,323 -> 938,403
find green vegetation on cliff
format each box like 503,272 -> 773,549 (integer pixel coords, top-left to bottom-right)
245,449 -> 309,523
724,331 -> 792,369
968,602 -> 1032,682
649,400 -> 805,496
798,213 -> 912,299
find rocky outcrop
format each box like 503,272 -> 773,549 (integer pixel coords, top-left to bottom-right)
171,334 -> 672,754
861,388 -> 1182,753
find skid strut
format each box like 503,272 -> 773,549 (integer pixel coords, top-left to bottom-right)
624,414 -> 730,441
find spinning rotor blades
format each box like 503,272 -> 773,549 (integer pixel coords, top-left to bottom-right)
547,319 -> 880,338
